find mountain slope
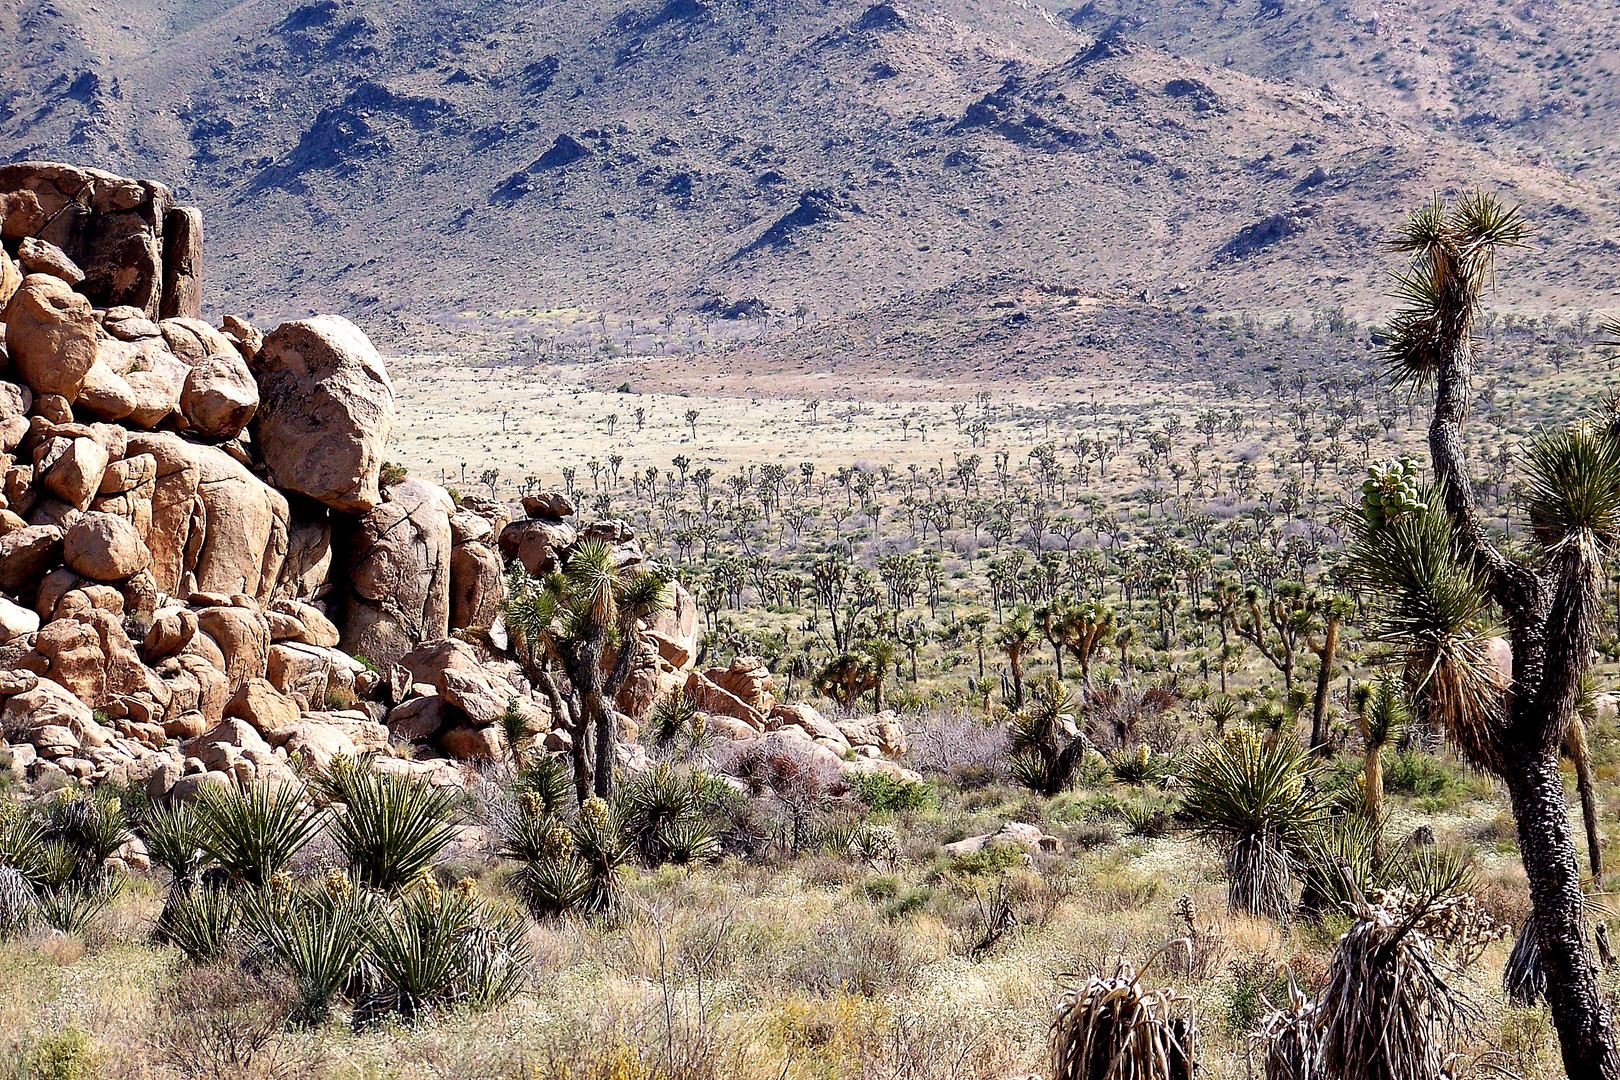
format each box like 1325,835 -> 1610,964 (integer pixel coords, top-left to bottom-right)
2,0 -> 1616,341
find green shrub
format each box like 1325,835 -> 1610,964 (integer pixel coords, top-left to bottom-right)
846,771 -> 934,814
1383,749 -> 1467,797
24,1026 -> 97,1080
943,843 -> 1027,880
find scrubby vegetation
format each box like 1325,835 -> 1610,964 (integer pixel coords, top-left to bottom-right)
4,199 -> 1620,1080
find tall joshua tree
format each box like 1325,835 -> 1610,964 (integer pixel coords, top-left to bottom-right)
1351,193 -> 1619,1080
505,539 -> 671,802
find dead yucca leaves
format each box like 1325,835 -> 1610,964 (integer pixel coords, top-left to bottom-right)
1052,941 -> 1198,1080
1248,975 -> 1321,1080
1318,889 -> 1483,1080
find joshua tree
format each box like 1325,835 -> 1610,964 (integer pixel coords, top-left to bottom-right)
995,607 -> 1037,708
1350,193 -> 1619,1079
504,540 -> 671,801
1350,674 -> 1409,825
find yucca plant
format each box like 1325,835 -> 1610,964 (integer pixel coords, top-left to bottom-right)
241,885 -> 374,1026
1248,976 -> 1321,1080
1008,674 -> 1091,796
1367,193 -> 1620,1074
1351,674 -> 1410,825
1108,744 -> 1176,788
160,884 -> 238,963
316,761 -> 462,893
649,686 -> 699,749
364,885 -> 532,1024
39,789 -> 132,885
615,763 -> 718,867
571,797 -> 629,917
0,866 -> 36,940
1051,949 -> 1198,1080
1318,888 -> 1483,1080
193,782 -> 325,889
512,753 -> 573,816
1181,727 -> 1326,920
141,800 -> 209,897
36,877 -> 122,937
0,808 -> 52,886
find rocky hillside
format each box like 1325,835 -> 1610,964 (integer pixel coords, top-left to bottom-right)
1,0 -> 1616,344
0,162 -> 911,801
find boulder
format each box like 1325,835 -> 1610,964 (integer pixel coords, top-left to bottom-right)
0,250 -> 18,311
222,678 -> 301,734
16,237 -> 84,285
339,479 -> 452,671
160,206 -> 203,321
388,694 -> 449,742
449,540 -> 505,631
522,490 -> 574,519
706,656 -> 774,713
0,163 -> 174,317
64,511 -> 150,580
126,431 -> 289,603
180,351 -> 258,439
3,275 -> 98,401
645,581 -> 699,669
0,596 -> 40,643
439,666 -> 519,726
0,524 -> 63,593
270,711 -> 388,769
438,724 -> 503,760
37,435 -> 110,511
255,316 -> 394,513
268,598 -> 341,648
943,822 -> 1063,857
77,361 -> 139,421
497,517 -> 575,575
194,605 -> 270,691
265,641 -> 334,705
683,670 -> 764,729
124,352 -> 189,428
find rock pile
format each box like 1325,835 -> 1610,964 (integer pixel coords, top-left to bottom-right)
0,162 -> 912,798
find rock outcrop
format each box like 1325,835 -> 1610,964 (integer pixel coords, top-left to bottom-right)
0,162 -> 915,803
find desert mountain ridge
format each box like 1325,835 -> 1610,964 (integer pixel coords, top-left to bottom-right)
2,0 -> 1618,356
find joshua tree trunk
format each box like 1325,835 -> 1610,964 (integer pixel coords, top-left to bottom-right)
1425,287 -> 1619,1080
1362,744 -> 1383,824
1569,716 -> 1603,879
1308,613 -> 1341,753
1506,751 -> 1618,1080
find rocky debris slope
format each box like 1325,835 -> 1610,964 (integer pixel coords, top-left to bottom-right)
0,162 -> 912,798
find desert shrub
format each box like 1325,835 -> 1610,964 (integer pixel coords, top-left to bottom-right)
150,964 -> 301,1080
35,878 -> 121,937
507,796 -> 627,919
140,800 -> 208,893
907,710 -> 1010,787
1383,750 -> 1480,806
942,843 -> 1028,881
846,771 -> 934,814
786,903 -> 925,997
1225,952 -> 1289,1035
21,1026 -> 97,1080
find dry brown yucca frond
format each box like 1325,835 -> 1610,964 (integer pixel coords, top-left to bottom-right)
1319,892 -> 1482,1080
1249,975 -> 1322,1080
1052,943 -> 1198,1080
